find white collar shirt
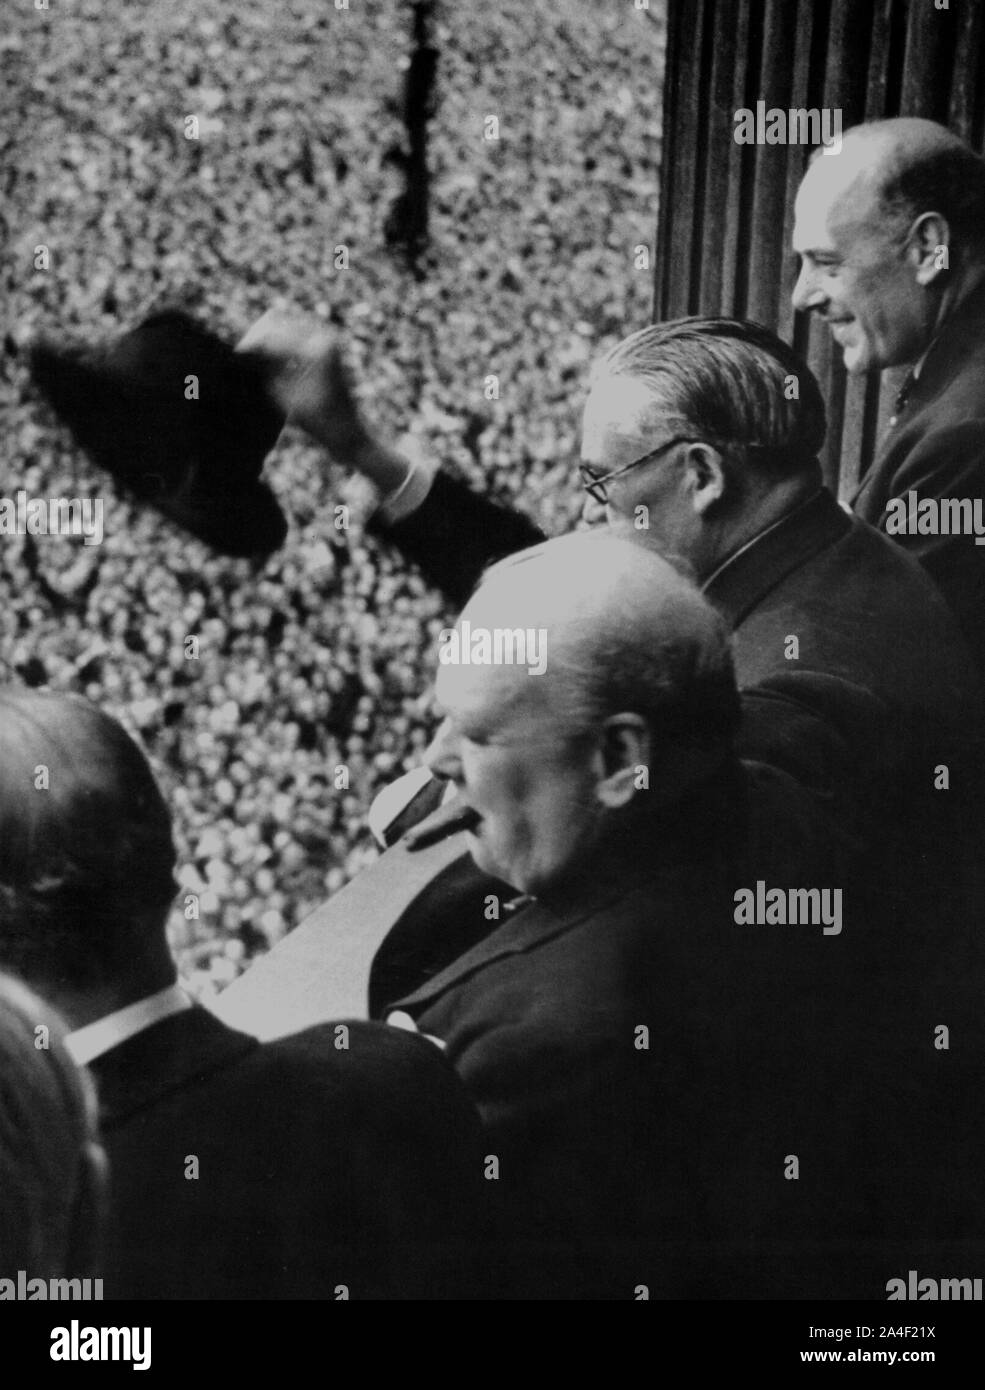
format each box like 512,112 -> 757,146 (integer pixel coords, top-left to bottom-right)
64,982 -> 193,1067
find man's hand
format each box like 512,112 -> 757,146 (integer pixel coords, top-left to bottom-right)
237,309 -> 409,494
236,308 -> 365,453
385,1010 -> 447,1051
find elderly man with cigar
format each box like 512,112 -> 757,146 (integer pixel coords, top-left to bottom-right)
350,530 -> 965,1299
224,312 -> 983,1296
245,311 -> 979,916
368,529 -> 756,1298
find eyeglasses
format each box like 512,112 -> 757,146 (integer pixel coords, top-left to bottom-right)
578,435 -> 700,505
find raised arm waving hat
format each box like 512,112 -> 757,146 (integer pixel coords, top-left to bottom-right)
29,308 -> 287,557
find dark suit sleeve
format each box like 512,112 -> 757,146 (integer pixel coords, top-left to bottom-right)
873,418 -> 985,551
735,675 -> 890,885
736,665 -> 966,927
440,1011 -> 659,1298
306,1022 -> 490,1300
370,471 -> 546,607
870,419 -> 985,668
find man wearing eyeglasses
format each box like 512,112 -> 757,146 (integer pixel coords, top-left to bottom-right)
234,313 -> 981,1118
224,309 -> 985,1297
245,310 -> 979,893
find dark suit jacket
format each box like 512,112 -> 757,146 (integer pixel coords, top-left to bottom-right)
89,1006 -> 486,1300
371,476 -> 984,1295
380,814 -> 980,1300
385,836 -> 758,1299
705,486 -> 979,897
852,278 -> 985,677
376,481 -> 979,891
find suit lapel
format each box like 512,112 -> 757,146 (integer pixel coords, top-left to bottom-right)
856,279 -> 985,503
910,278 -> 985,403
88,1005 -> 258,1129
704,488 -> 850,629
392,878 -> 636,1011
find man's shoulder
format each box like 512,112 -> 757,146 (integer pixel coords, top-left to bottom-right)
841,508 -> 960,591
828,513 -> 975,653
262,1016 -> 457,1089
259,1018 -> 481,1138
887,369 -> 985,470
413,868 -> 749,1135
98,1008 -> 461,1125
91,1004 -> 258,1126
733,506 -> 975,707
867,322 -> 985,490
417,866 -> 727,1028
716,489 -> 934,643
750,504 -> 956,621
924,302 -> 985,415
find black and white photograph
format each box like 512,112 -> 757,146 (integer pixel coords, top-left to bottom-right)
1,0 -> 983,1361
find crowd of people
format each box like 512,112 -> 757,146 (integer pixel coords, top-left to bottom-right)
3,0 -> 985,1305
0,0 -> 664,995
3,273 -> 983,1294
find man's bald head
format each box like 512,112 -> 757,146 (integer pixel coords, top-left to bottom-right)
807,119 -> 985,259
453,530 -> 739,759
428,531 -> 739,894
793,118 -> 985,372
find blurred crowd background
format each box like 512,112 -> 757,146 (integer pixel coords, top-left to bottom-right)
0,0 -> 664,995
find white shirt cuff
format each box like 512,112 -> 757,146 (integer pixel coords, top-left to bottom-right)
376,454 -> 436,525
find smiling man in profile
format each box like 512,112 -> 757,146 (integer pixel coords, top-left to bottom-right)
792,117 -> 985,672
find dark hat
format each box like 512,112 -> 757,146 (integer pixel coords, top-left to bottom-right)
29,309 -> 288,557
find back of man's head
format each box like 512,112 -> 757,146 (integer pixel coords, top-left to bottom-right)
594,316 -> 826,486
0,971 -> 105,1279
0,689 -> 177,1001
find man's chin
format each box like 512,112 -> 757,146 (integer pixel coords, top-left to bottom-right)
466,833 -> 525,894
842,344 -> 878,375
826,319 -> 867,373
833,330 -> 889,376
464,830 -> 499,878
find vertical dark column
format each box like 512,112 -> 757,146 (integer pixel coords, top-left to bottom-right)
383,0 -> 438,277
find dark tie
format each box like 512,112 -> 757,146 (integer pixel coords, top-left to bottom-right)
887,368 -> 918,431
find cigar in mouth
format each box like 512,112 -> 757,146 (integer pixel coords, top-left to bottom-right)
402,798 -> 483,849
443,804 -> 482,835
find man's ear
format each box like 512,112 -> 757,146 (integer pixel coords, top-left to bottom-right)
682,443 -> 727,515
907,212 -> 950,286
594,713 -> 652,809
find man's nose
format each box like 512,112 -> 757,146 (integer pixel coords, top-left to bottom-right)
580,494 -> 607,529
791,261 -> 826,314
424,718 -> 462,781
